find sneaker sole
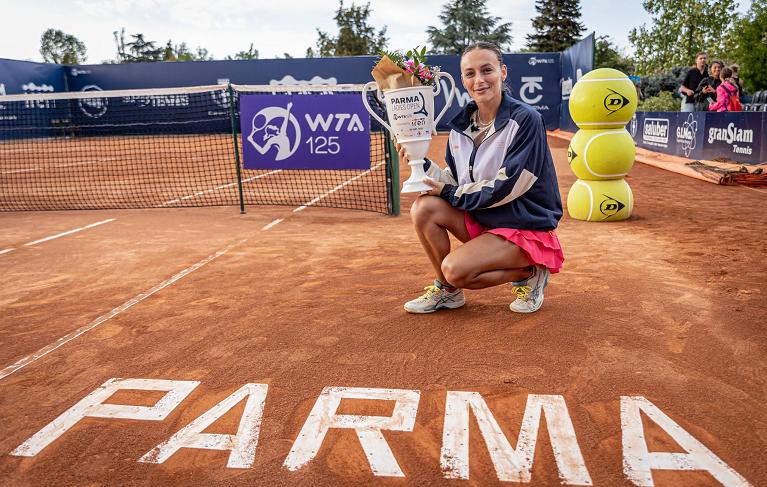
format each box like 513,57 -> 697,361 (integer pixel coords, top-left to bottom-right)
404,301 -> 465,314
509,270 -> 549,314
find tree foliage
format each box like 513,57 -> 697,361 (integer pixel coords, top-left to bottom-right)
226,43 -> 259,60
426,0 -> 512,54
629,0 -> 735,75
40,29 -> 87,64
163,42 -> 213,62
315,1 -> 388,56
594,35 -> 634,75
638,65 -> 687,99
113,29 -> 163,62
637,90 -> 680,111
732,0 -> 767,92
526,0 -> 584,52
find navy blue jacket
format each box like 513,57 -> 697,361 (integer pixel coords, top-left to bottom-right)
423,93 -> 562,231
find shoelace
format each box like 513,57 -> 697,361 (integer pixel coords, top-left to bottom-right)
511,285 -> 532,301
419,284 -> 442,300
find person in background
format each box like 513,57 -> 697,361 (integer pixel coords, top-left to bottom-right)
730,63 -> 744,98
694,60 -> 723,111
709,67 -> 740,112
679,52 -> 708,112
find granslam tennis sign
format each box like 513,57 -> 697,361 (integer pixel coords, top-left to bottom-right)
9,378 -> 752,485
239,94 -> 371,170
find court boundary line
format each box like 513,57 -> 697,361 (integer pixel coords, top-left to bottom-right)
161,170 -> 282,206
0,166 -> 384,380
0,238 -> 246,380
24,219 -> 116,247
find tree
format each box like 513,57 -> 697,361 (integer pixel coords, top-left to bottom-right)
526,0 -> 584,52
113,29 -> 163,62
594,35 -> 635,75
629,0 -> 735,75
732,0 -> 767,92
40,29 -> 87,64
315,1 -> 388,56
162,42 -> 214,61
426,0 -> 512,54
226,43 -> 259,60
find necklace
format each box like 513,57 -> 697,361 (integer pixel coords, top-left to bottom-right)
472,110 -> 494,131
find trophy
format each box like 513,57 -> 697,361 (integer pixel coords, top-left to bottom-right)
361,51 -> 456,193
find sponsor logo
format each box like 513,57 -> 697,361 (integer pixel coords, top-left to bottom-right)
390,92 -> 429,117
603,89 -> 629,114
675,113 -> 698,157
600,195 -> 626,218
70,69 -> 91,77
567,145 -> 576,164
22,82 -> 54,93
0,83 -> 6,96
528,57 -> 555,66
560,68 -> 583,100
246,103 -> 301,161
78,85 -> 108,119
269,75 -> 337,86
520,76 -> 543,104
642,118 -> 669,147
707,123 -> 754,145
629,114 -> 638,138
123,94 -> 190,108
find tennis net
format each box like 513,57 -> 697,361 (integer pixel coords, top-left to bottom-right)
0,84 -> 394,214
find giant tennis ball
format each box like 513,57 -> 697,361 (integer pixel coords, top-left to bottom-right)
567,128 -> 635,180
567,179 -> 633,221
569,68 -> 637,129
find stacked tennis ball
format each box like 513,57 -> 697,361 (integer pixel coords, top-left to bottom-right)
566,68 -> 638,221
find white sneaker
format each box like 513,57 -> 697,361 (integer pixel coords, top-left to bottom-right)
510,266 -> 550,313
404,281 -> 465,314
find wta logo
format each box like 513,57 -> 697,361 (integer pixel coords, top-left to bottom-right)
246,103 -> 301,161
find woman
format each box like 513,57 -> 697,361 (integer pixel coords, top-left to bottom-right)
398,42 -> 563,315
694,61 -> 723,110
709,67 -> 740,112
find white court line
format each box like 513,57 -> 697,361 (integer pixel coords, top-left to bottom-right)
0,165 -> 381,380
1,158 -> 117,175
24,219 -> 116,247
0,248 -> 15,255
293,161 -> 386,213
742,185 -> 767,194
262,218 -> 284,230
162,170 -> 282,206
0,239 -> 246,381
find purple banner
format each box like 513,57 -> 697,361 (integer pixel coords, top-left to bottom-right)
240,94 -> 370,170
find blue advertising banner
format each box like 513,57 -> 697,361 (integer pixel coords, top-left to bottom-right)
559,34 -> 595,132
702,112 -> 763,163
239,94 -> 370,170
0,58 -> 67,95
631,111 -> 765,164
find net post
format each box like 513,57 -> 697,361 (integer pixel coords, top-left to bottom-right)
386,131 -> 400,216
228,84 -> 246,214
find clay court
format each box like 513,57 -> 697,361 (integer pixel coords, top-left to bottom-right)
0,135 -> 765,486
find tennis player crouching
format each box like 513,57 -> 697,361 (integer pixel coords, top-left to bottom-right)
398,41 -> 563,314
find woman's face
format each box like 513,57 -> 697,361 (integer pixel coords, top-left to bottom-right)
460,49 -> 507,105
710,63 -> 721,77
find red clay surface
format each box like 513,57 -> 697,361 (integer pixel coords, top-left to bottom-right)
0,135 -> 765,486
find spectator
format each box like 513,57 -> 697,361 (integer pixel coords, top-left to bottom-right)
694,60 -> 723,111
709,67 -> 741,112
730,63 -> 744,97
679,52 -> 708,112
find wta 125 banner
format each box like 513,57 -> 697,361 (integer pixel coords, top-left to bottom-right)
239,94 -> 371,170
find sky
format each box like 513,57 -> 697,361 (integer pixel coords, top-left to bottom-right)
0,0 -> 753,64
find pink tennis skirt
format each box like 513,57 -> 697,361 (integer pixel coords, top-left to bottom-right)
464,212 -> 564,274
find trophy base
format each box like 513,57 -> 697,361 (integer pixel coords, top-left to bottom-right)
402,179 -> 434,193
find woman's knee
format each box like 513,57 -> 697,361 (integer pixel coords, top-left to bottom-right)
410,196 -> 444,225
441,253 -> 471,288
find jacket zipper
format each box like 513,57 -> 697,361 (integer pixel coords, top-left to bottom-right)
461,121 -> 508,182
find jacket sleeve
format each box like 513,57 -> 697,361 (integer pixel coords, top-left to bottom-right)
709,85 -> 727,111
422,157 -> 458,185
439,112 -> 545,211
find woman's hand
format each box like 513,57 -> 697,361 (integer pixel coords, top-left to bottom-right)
420,178 -> 445,197
394,141 -> 410,165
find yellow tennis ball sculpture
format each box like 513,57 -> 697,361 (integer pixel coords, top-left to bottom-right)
567,179 -> 633,222
569,68 -> 637,129
567,128 -> 635,180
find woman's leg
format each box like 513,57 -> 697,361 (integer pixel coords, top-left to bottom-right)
410,196 -> 471,286
441,233 -> 534,289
